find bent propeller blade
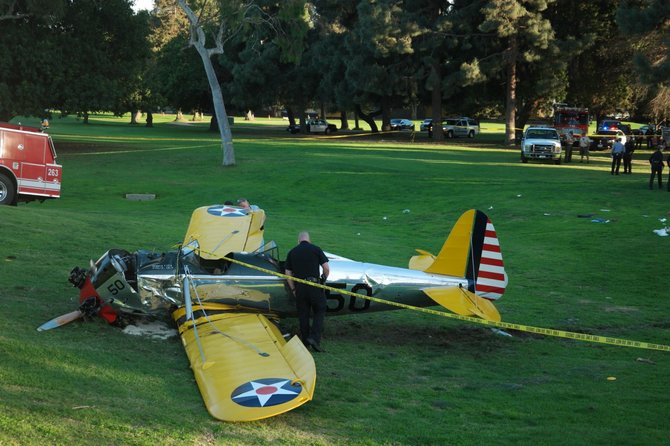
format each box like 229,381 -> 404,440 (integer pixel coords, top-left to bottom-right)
37,309 -> 83,332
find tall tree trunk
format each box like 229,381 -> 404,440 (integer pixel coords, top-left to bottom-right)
146,111 -> 153,128
287,107 -> 296,127
356,104 -> 379,132
339,111 -> 349,130
177,0 -> 235,166
380,99 -> 390,131
196,46 -> 235,165
505,36 -> 518,146
430,62 -> 444,141
516,100 -> 535,133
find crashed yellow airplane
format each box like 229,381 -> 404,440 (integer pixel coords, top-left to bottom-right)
39,205 -> 507,421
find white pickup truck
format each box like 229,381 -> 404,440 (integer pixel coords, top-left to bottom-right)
520,127 -> 562,164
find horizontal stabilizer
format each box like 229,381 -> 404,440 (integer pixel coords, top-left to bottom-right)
173,305 -> 316,422
408,249 -> 436,271
423,287 -> 501,322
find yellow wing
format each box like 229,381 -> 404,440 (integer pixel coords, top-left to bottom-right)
182,205 -> 266,259
172,304 -> 316,422
422,287 -> 501,322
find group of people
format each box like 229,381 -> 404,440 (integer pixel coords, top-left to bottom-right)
567,131 -> 668,189
610,137 -> 635,175
611,136 -> 670,190
563,131 -> 592,163
258,137 -> 670,355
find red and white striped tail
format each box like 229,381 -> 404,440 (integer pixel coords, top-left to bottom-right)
474,219 -> 507,300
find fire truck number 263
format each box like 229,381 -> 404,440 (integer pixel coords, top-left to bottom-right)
0,122 -> 62,205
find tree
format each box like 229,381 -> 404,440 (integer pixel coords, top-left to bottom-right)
53,0 -> 151,124
617,0 -> 670,86
0,0 -> 65,120
617,0 -> 670,121
153,32 -> 213,118
176,0 -> 255,166
225,0 -> 313,132
339,0 -> 419,132
478,0 -> 558,145
0,0 -> 63,21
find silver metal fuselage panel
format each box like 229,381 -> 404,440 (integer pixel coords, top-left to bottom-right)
129,255 -> 468,318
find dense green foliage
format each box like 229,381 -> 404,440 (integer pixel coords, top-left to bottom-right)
1,1 -> 668,133
0,115 -> 668,445
154,0 -> 669,136
0,0 -> 150,122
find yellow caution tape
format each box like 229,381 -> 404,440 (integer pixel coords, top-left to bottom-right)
215,253 -> 670,352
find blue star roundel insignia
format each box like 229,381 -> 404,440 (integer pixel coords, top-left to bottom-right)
231,378 -> 302,407
207,205 -> 247,217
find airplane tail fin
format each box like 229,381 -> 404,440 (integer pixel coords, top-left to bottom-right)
409,209 -> 508,300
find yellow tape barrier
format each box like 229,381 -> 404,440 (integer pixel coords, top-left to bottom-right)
217,254 -> 670,352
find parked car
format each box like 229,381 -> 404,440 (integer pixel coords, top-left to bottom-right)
428,117 -> 480,138
306,118 -> 335,134
420,118 -> 432,131
520,127 -> 562,164
286,119 -> 337,135
597,119 -> 622,132
390,118 -> 415,131
634,125 -> 655,135
591,129 -> 627,151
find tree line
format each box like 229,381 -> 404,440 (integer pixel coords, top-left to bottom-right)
1,0 -> 668,149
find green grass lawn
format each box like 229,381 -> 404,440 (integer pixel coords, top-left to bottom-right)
1,114 -> 668,446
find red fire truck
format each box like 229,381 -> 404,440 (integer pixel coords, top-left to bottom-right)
553,105 -> 590,141
0,122 -> 62,205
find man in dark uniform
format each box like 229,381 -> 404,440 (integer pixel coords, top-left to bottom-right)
285,232 -> 330,352
611,137 -> 625,175
649,145 -> 664,190
623,137 -> 635,174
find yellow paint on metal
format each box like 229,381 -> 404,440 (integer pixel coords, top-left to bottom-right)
424,209 -> 475,276
182,206 -> 265,259
215,253 -> 670,352
173,304 -> 316,422
408,249 -> 436,271
423,287 -> 501,322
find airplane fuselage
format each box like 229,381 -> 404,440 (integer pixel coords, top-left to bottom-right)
91,249 -> 471,319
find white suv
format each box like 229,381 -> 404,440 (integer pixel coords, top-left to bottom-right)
520,127 -> 562,164
429,117 -> 480,138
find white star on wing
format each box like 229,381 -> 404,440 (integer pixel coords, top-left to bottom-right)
232,380 -> 299,407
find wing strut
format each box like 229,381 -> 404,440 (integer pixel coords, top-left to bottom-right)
183,266 -> 270,358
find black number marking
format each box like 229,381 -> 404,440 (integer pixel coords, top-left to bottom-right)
325,283 -> 346,312
349,284 -> 372,311
107,280 -> 126,296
